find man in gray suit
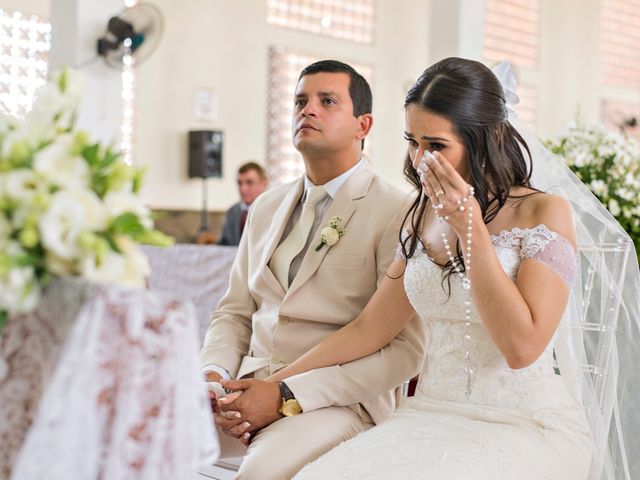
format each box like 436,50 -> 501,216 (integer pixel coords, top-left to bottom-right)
218,162 -> 268,246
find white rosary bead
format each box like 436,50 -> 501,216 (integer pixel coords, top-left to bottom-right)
436,184 -> 475,400
446,184 -> 474,399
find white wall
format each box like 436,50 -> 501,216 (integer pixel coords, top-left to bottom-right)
135,0 -> 431,211
135,0 -> 269,211
536,0 -> 603,136
426,0 -> 611,138
0,0 -> 49,16
136,0 -> 628,211
48,0 -> 125,146
3,0 -> 637,211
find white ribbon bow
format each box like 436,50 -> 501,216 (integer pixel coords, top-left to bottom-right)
491,60 -> 520,111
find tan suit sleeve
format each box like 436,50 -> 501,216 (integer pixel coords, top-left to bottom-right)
284,208 -> 427,412
200,209 -> 256,377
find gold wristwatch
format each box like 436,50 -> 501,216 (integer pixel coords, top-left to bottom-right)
278,381 -> 302,417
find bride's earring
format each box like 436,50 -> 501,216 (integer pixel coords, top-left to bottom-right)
481,159 -> 487,170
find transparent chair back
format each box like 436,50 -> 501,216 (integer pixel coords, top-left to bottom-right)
573,237 -> 633,479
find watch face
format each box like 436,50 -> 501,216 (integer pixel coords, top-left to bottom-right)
281,399 -> 302,416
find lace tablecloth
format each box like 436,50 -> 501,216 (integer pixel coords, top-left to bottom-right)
142,244 -> 237,341
0,278 -> 219,480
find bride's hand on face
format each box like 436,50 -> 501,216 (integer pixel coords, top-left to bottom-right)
420,150 -> 476,232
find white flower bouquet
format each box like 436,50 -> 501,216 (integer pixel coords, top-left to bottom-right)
545,119 -> 640,259
0,69 -> 172,329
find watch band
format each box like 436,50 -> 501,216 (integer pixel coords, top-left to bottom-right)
279,381 -> 295,401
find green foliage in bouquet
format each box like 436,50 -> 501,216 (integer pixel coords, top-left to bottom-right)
545,119 -> 640,260
0,69 -> 173,330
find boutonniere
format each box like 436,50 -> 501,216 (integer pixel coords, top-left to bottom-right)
315,216 -> 345,251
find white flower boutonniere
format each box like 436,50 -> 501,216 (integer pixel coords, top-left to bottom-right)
315,216 -> 345,251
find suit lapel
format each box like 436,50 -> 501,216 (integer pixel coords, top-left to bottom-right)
259,179 -> 304,296
286,162 -> 375,298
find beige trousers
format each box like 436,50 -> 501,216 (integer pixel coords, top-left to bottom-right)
218,404 -> 373,479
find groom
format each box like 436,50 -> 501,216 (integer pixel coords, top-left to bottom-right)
201,60 -> 426,478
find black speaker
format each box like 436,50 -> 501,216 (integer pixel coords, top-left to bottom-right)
188,130 -> 223,178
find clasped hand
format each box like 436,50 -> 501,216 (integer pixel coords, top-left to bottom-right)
208,376 -> 282,447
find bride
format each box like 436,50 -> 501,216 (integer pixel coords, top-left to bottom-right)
256,57 -> 639,479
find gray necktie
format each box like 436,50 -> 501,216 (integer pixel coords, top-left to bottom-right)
270,185 -> 327,289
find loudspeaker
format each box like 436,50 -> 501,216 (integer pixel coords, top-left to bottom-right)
188,130 -> 223,178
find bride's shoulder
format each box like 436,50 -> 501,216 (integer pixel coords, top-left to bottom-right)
514,191 -> 576,246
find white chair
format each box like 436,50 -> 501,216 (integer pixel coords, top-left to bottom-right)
575,238 -> 631,405
572,237 -> 634,479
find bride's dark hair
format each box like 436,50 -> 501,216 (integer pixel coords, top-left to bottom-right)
398,57 -> 534,285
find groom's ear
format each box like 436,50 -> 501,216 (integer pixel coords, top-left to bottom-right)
355,113 -> 373,142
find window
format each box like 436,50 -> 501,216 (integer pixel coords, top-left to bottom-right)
515,84 -> 538,128
600,1 -> 639,139
484,0 -> 541,127
266,47 -> 372,185
121,0 -> 139,164
266,0 -> 375,44
484,0 -> 540,69
0,9 -> 51,118
601,99 -> 640,139
601,0 -> 640,89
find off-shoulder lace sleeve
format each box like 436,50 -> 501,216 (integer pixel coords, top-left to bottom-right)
520,225 -> 577,288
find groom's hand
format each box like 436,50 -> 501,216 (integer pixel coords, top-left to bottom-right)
219,379 -> 283,443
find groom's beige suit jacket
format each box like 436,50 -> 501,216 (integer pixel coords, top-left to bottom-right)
201,161 -> 426,424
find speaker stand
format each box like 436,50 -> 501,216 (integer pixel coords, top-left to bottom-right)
196,177 -> 216,244
199,177 -> 209,232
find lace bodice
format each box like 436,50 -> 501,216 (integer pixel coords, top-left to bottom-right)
403,224 -> 578,410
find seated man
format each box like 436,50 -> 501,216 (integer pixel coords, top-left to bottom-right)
218,162 -> 268,246
201,60 -> 425,479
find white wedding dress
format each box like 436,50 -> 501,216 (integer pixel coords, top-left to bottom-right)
296,225 -> 594,480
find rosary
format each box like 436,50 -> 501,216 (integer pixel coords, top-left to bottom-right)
433,184 -> 476,399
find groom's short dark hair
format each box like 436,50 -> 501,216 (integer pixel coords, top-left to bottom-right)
298,60 -> 372,118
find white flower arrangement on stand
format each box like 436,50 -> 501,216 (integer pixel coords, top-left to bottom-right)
545,119 -> 640,259
0,69 -> 172,329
